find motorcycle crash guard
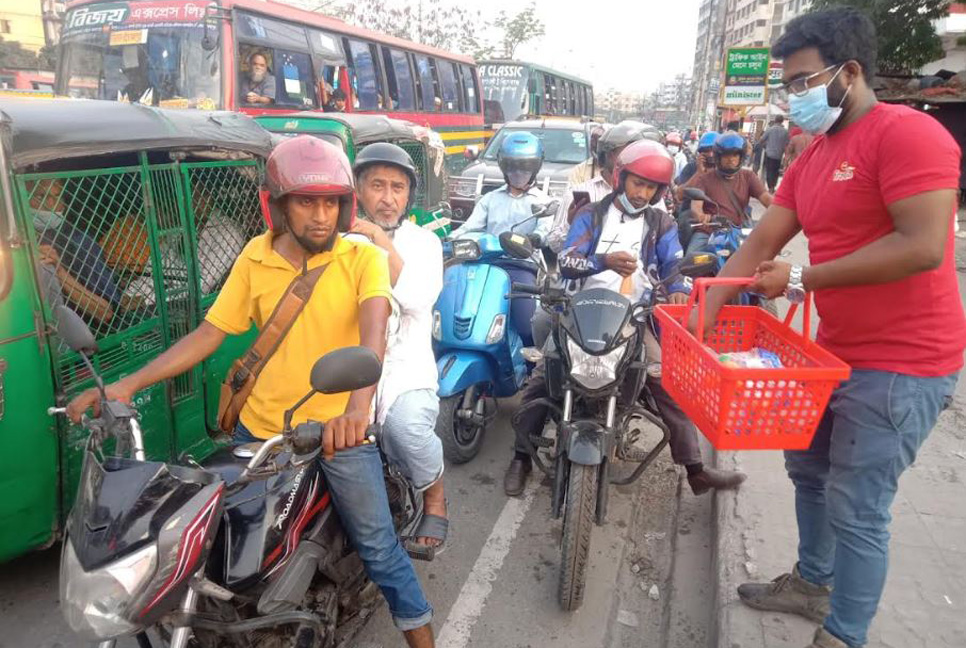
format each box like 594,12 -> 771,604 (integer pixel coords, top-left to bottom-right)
564,420 -> 609,466
436,351 -> 493,398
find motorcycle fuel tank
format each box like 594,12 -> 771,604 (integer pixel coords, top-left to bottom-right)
204,446 -> 328,590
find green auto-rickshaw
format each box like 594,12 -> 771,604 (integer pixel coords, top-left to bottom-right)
254,112 -> 452,237
0,98 -> 273,562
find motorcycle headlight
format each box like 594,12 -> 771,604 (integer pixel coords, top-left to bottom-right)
60,540 -> 157,640
432,309 -> 442,340
566,337 -> 628,390
485,313 -> 506,344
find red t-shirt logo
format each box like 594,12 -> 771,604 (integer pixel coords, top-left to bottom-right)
832,161 -> 855,182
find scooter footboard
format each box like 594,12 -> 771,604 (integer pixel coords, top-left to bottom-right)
436,352 -> 493,397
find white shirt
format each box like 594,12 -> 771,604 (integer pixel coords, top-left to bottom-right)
123,212 -> 246,304
547,174 -> 668,254
581,205 -> 653,301
375,220 -> 444,423
671,150 -> 688,178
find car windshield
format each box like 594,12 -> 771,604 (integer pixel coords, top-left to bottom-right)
57,6 -> 221,109
482,128 -> 588,165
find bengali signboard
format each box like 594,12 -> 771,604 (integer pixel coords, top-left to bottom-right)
63,1 -> 209,39
721,47 -> 770,107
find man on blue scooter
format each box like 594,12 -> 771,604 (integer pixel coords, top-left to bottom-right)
449,132 -> 553,346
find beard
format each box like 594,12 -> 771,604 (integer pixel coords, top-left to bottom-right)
826,78 -> 850,111
292,227 -> 337,255
251,69 -> 266,84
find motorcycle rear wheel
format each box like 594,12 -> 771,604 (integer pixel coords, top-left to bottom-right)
558,462 -> 598,611
435,391 -> 485,464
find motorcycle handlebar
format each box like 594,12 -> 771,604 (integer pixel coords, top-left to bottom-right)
510,282 -> 541,295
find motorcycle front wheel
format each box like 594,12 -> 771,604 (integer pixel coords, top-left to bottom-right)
558,462 -> 598,611
435,390 -> 485,464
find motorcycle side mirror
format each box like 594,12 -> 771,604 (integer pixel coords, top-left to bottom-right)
499,231 -> 534,260
678,252 -> 718,279
682,187 -> 708,202
310,346 -> 382,395
530,200 -> 560,219
54,304 -> 98,356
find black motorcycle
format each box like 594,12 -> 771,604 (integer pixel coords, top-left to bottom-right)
501,233 -> 715,611
50,305 -> 425,648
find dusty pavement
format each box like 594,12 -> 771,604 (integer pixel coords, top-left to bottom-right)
0,399 -> 718,648
712,231 -> 966,648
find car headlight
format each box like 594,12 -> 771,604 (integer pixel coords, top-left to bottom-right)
485,314 -> 506,344
432,310 -> 442,340
60,540 -> 157,640
566,338 -> 628,390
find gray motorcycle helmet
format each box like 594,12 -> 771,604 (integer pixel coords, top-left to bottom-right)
596,120 -> 650,168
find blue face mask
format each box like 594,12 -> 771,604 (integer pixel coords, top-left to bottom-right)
617,191 -> 648,216
788,65 -> 851,135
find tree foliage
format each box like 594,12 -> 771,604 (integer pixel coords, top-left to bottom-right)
492,3 -> 545,59
811,0 -> 950,74
0,37 -> 54,71
331,0 -> 490,58
329,0 -> 544,60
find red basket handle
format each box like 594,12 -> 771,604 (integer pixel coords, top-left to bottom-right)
685,277 -> 812,343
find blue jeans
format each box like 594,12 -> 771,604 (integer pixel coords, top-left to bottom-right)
785,370 -> 958,647
234,424 -> 433,631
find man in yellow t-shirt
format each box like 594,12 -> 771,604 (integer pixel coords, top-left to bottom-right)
68,137 -> 435,646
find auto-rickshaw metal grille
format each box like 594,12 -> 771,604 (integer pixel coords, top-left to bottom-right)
17,157 -> 264,401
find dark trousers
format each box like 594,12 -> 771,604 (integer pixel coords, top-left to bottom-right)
764,155 -> 782,192
511,361 -> 702,466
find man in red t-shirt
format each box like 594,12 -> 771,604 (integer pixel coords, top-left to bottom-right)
696,8 -> 965,648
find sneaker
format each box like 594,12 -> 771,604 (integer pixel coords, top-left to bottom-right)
806,627 -> 848,648
737,564 -> 831,623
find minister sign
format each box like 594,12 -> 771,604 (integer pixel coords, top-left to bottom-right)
721,47 -> 770,106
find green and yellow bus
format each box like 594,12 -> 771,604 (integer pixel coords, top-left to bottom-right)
478,59 -> 594,135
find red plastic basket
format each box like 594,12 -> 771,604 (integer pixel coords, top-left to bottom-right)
653,277 -> 851,450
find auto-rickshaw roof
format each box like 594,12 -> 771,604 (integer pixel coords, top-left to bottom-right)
0,98 -> 274,169
268,111 -> 424,145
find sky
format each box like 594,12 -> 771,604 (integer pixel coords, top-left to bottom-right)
287,0 -> 702,94
493,0 -> 701,94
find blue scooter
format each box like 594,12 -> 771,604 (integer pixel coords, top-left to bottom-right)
431,204 -> 555,463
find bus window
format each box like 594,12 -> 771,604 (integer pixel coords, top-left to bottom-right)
563,81 -> 571,115
414,54 -> 439,112
347,39 -> 384,110
274,50 -> 315,108
460,64 -> 479,114
437,60 -> 459,112
236,13 -> 309,49
382,47 -> 416,111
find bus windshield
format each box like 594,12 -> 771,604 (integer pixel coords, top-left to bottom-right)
57,1 -> 221,109
479,63 -> 528,124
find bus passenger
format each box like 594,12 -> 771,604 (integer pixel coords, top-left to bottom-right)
242,52 -> 275,106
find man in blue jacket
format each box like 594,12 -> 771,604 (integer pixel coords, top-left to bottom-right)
504,140 -> 747,496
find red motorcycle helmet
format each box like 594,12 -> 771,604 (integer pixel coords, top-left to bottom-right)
260,135 -> 356,232
612,140 -> 675,205
665,132 -> 683,147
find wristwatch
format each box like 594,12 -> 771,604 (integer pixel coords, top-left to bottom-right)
784,265 -> 806,304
